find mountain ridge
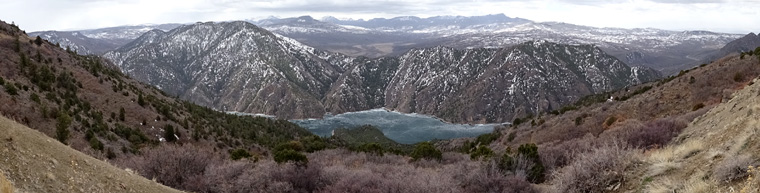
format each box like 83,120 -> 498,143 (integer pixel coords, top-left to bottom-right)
31,14 -> 742,75
105,21 -> 660,123
28,24 -> 180,55
253,15 -> 742,75
105,21 -> 351,118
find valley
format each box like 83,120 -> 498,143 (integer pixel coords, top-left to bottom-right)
102,21 -> 659,124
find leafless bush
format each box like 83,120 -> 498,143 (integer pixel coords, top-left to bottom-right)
311,149 -> 463,193
116,147 -> 543,193
441,152 -> 469,164
603,118 -> 687,149
550,143 -> 637,193
713,154 -> 756,182
319,169 -> 386,193
203,161 -> 254,193
629,118 -> 687,148
272,162 -> 325,192
539,134 -> 596,172
458,162 -> 537,193
233,160 -> 294,193
119,144 -> 221,192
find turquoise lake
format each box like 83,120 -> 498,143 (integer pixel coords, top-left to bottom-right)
291,108 -> 502,144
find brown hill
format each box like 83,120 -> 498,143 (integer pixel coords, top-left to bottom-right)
495,54 -> 759,149
626,75 -> 760,192
0,115 -> 183,193
0,19 -> 311,163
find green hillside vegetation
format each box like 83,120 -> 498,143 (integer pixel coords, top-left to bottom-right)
329,125 -> 413,154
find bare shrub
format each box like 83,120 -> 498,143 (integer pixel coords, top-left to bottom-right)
272,163 -> 325,192
310,149 -> 462,193
118,144 -> 220,192
459,162 -> 537,193
233,160 -> 294,193
630,118 -> 687,148
604,118 -> 687,149
117,146 -> 542,193
203,161 -> 253,193
679,107 -> 710,122
539,134 -> 595,172
713,154 -> 756,182
441,152 -> 469,165
319,169 -> 386,193
550,143 -> 637,193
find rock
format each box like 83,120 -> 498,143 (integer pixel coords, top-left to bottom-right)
45,173 -> 55,181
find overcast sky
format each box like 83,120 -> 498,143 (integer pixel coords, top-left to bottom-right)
1,0 -> 758,34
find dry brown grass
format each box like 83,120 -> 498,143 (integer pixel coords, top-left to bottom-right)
647,139 -> 704,164
0,114 -> 183,193
647,177 -> 713,193
628,76 -> 760,192
0,171 -> 12,193
713,154 -> 757,183
739,166 -> 760,193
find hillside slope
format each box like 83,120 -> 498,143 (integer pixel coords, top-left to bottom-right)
0,19 -> 311,163
493,54 -> 760,150
703,32 -> 760,63
0,115 -> 184,193
626,76 -> 760,192
438,52 -> 760,191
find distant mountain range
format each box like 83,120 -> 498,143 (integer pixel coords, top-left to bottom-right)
250,14 -> 743,75
28,24 -> 180,54
32,14 -> 751,75
104,21 -> 659,123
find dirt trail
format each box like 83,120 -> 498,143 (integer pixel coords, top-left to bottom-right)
0,115 -> 183,193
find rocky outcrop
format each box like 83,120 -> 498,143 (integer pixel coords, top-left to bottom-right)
105,21 -> 351,119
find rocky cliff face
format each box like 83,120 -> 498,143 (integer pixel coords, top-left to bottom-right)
105,21 -> 352,118
106,21 -> 659,122
323,41 -> 659,122
323,57 -> 400,113
381,41 -> 658,123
